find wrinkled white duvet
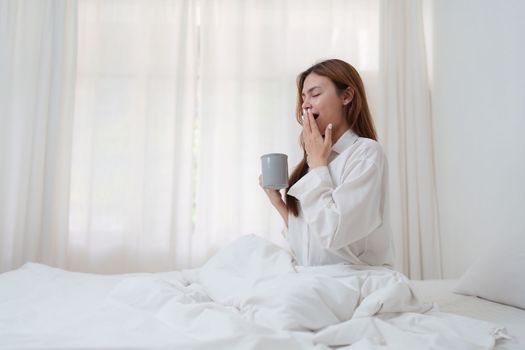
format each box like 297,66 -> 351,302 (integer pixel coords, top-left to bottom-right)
0,235 -> 511,349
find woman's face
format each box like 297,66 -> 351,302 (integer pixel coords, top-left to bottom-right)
301,72 -> 350,137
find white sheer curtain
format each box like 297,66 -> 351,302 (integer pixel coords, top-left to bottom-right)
69,0 -> 198,273
1,0 -> 441,277
378,0 -> 442,279
0,0 -> 77,272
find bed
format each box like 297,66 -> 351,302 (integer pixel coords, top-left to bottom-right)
410,279 -> 525,350
1,235 -> 523,349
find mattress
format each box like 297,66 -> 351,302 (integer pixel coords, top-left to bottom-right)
410,279 -> 525,350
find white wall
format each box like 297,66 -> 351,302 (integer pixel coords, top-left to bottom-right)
431,0 -> 525,278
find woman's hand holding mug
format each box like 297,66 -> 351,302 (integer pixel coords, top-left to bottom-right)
259,175 -> 284,206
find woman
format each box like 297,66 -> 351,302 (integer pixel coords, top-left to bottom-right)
260,59 -> 394,267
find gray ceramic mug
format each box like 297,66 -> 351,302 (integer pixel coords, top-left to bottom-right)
261,153 -> 289,190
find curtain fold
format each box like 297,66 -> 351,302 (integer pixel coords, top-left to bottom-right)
0,0 -> 78,272
378,0 -> 442,279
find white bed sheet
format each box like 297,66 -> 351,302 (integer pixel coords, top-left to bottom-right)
410,279 -> 525,350
0,236 -> 517,350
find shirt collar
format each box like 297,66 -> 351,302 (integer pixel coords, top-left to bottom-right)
331,129 -> 359,154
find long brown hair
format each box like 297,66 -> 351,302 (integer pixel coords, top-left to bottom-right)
285,59 -> 378,217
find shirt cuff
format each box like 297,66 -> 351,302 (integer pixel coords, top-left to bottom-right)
287,166 -> 334,202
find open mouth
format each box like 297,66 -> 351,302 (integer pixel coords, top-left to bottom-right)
312,113 -> 320,120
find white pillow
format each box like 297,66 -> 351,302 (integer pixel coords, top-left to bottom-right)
454,242 -> 525,309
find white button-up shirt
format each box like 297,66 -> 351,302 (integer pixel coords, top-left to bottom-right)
285,129 -> 394,267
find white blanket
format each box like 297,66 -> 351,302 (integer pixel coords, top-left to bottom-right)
0,235 -> 511,349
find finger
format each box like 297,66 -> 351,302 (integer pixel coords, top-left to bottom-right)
302,108 -> 311,134
324,123 -> 333,147
300,109 -> 306,135
259,175 -> 263,187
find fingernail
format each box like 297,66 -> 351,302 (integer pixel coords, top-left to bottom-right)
328,123 -> 333,129
301,115 -> 305,121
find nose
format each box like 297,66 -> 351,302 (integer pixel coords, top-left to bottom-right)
301,98 -> 311,110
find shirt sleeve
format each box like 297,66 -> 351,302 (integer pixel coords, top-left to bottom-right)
287,157 -> 383,251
